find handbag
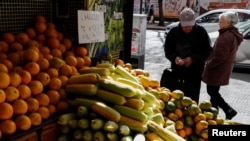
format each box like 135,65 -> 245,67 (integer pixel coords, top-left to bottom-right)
160,68 -> 181,91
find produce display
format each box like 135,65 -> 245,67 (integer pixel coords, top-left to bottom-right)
56,59 -> 237,141
0,15 -> 92,139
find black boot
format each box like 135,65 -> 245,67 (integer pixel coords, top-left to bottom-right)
225,108 -> 237,120
219,103 -> 237,120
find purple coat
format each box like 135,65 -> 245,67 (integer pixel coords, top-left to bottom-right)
202,26 -> 243,86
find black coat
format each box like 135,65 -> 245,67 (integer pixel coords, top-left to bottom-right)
164,24 -> 212,79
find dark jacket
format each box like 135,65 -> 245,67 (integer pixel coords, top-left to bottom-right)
164,24 -> 212,79
202,26 -> 243,86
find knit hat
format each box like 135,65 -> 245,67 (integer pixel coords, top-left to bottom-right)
179,8 -> 195,26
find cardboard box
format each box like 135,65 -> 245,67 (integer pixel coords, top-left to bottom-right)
40,122 -> 60,141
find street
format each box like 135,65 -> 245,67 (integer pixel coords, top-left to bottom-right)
144,30 -> 250,124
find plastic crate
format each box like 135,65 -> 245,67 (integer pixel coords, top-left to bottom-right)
14,131 -> 38,141
131,54 -> 145,69
40,122 -> 60,141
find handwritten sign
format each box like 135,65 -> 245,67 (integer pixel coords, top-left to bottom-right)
78,10 -> 105,43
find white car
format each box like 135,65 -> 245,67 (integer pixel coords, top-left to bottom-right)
165,9 -> 250,35
209,22 -> 250,69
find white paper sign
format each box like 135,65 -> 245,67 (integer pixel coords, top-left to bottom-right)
78,10 -> 105,43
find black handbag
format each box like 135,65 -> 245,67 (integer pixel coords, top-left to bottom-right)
160,68 -> 181,91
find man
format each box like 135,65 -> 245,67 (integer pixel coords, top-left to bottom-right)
163,8 -> 212,103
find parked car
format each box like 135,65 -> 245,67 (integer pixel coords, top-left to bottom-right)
209,22 -> 250,69
165,9 -> 250,36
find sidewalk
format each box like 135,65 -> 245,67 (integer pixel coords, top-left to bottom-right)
146,21 -> 170,30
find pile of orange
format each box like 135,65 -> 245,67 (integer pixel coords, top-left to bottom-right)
0,15 -> 92,136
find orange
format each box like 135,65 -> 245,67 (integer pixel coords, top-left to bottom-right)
58,88 -> 67,101
29,112 -> 42,126
0,102 -> 14,120
2,32 -> 15,44
26,97 -> 39,113
76,57 -> 85,69
43,54 -> 53,60
195,120 -> 208,134
37,106 -> 50,120
45,28 -> 58,38
57,32 -> 64,41
65,55 -> 78,66
26,27 -> 37,39
47,90 -> 60,105
51,48 -> 62,58
15,32 -> 30,45
48,38 -> 60,49
26,39 -> 40,48
36,93 -> 50,107
36,72 -> 50,86
37,57 -> 49,71
115,59 -> 124,66
15,114 -> 32,131
176,129 -> 186,138
17,84 -> 31,100
12,99 -> 28,115
175,120 -> 184,130
18,69 -> 32,85
47,22 -> 56,29
184,125 -> 193,136
75,46 -> 88,57
0,63 -> 8,73
46,68 -> 59,78
58,75 -> 68,88
12,66 -> 23,73
0,41 -> 9,53
36,34 -> 46,44
8,71 -> 22,87
24,62 -> 40,76
0,119 -> 16,135
62,38 -> 72,49
0,89 -> 6,103
10,42 -> 23,52
174,108 -> 183,119
47,104 -> 56,116
59,44 -> 67,54
59,64 -> 72,77
7,52 -> 21,66
39,46 -> 50,55
23,48 -> 40,62
5,86 -> 19,103
0,53 -> 7,59
35,22 -> 47,34
63,50 -> 74,58
83,56 -> 92,67
0,59 -> 13,72
71,66 -> 79,75
56,101 -> 69,114
29,80 -> 43,96
35,15 -> 47,23
48,77 -> 62,90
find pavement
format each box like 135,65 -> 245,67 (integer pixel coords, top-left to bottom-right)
142,24 -> 250,125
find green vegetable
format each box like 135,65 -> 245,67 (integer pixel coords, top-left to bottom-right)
120,136 -> 133,141
73,129 -> 83,140
68,119 -> 78,129
78,118 -> 89,129
60,125 -> 71,134
91,118 -> 104,130
57,113 -> 77,125
119,125 -> 130,136
82,129 -> 93,141
57,134 -> 70,141
94,131 -> 106,141
103,120 -> 119,132
106,132 -> 119,141
133,133 -> 146,141
77,106 -> 89,118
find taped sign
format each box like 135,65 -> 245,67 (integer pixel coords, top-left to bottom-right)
78,10 -> 105,43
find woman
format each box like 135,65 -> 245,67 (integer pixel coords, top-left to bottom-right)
202,11 -> 243,120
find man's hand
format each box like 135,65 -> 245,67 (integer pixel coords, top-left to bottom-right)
183,57 -> 192,67
175,56 -> 185,66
